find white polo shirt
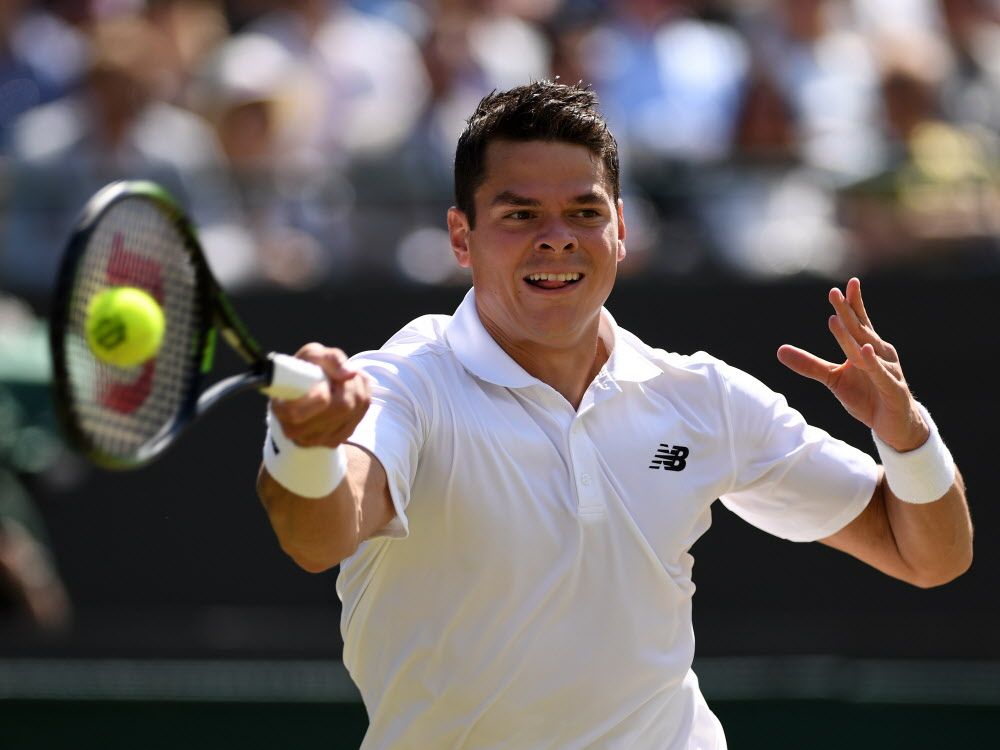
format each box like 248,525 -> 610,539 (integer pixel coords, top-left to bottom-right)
340,289 -> 878,750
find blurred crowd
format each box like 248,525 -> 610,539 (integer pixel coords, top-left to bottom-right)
0,0 -> 998,293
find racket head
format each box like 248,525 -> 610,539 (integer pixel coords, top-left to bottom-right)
49,181 -> 223,469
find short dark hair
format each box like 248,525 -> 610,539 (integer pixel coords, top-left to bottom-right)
454,80 -> 620,227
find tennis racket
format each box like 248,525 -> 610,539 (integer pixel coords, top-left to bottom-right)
49,180 -> 325,470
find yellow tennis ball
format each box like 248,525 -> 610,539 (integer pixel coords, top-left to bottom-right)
85,286 -> 165,367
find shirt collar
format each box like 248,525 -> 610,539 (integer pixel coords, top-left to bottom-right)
445,288 -> 539,388
601,308 -> 663,384
444,288 -> 662,388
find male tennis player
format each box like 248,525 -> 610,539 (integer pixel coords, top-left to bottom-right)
257,81 -> 972,749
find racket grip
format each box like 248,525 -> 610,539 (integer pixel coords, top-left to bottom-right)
264,353 -> 327,400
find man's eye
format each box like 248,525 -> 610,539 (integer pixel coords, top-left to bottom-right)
506,210 -> 534,220
574,209 -> 601,219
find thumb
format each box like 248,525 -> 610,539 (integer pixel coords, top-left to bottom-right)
777,345 -> 835,386
316,347 -> 358,383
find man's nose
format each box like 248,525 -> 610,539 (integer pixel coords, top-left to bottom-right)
534,218 -> 577,252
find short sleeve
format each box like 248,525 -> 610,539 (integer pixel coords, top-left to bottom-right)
346,351 -> 430,540
718,364 -> 878,542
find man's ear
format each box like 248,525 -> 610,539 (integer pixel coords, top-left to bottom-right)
447,207 -> 472,268
616,199 -> 627,262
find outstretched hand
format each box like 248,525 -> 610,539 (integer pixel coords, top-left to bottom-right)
777,278 -> 929,452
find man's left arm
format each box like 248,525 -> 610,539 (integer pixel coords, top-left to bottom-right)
821,466 -> 970,588
777,278 -> 973,588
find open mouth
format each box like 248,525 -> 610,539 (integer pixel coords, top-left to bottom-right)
524,272 -> 584,290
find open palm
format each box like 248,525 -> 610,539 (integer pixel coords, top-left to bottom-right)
777,278 -> 928,452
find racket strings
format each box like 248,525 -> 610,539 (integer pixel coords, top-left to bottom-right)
63,199 -> 203,462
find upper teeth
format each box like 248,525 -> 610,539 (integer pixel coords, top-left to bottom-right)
528,273 -> 581,282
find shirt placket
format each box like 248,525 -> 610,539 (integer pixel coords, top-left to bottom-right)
570,372 -> 619,520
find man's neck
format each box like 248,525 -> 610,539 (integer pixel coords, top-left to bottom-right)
482,316 -> 614,410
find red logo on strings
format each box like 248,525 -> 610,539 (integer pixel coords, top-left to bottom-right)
100,233 -> 163,414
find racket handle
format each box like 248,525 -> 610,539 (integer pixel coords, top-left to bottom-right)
264,353 -> 327,400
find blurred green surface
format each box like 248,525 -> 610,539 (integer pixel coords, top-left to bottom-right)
0,316 -> 50,383
2,699 -> 998,750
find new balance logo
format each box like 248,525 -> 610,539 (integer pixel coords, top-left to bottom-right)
649,444 -> 689,471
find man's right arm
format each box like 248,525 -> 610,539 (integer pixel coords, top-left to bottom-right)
257,445 -> 394,572
255,344 -> 396,572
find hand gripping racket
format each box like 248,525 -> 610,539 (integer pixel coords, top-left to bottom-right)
49,180 -> 325,470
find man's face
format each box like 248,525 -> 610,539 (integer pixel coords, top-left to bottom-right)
448,139 -> 626,353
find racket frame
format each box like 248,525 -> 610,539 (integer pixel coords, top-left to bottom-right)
50,180 -> 273,469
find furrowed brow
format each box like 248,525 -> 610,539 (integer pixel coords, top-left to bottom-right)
490,191 -> 541,208
569,191 -> 607,206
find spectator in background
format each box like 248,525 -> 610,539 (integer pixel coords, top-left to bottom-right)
407,0 -> 551,171
190,31 -> 351,287
937,0 -> 1000,134
851,0 -> 942,38
557,1 -> 751,278
390,5 -> 497,285
0,0 -> 67,152
238,0 -> 431,278
247,0 -> 430,167
0,293 -> 72,634
735,0 -> 884,182
839,30 -> 1000,270
392,0 -> 552,283
0,487 -> 72,633
549,13 -> 595,88
1,13 -> 253,294
579,0 -> 750,166
144,0 -> 231,106
692,67 -> 849,278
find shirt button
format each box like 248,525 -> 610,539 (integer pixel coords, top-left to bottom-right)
580,473 -> 592,486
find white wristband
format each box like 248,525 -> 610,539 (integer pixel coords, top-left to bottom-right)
263,405 -> 348,498
872,403 -> 955,504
